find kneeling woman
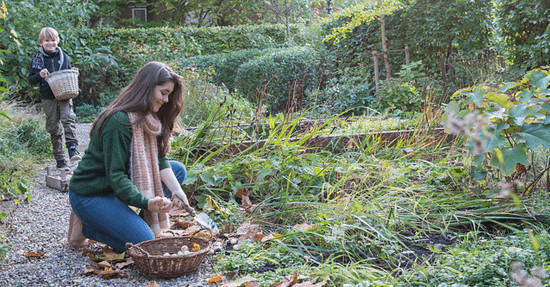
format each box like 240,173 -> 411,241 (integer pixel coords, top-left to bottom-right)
68,61 -> 194,252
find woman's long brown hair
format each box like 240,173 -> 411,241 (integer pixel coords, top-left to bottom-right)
91,61 -> 184,156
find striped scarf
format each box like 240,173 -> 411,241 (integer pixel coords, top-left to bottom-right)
128,112 -> 169,237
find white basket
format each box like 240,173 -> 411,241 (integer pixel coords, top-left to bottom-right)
45,69 -> 79,100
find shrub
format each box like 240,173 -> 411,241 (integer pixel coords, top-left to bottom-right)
306,66 -> 375,116
12,119 -> 50,155
235,46 -> 322,114
174,67 -> 261,128
181,49 -> 265,93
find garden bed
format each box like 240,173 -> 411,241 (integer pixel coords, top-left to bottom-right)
224,127 -> 455,154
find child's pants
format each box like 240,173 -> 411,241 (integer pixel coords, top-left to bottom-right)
69,161 -> 187,252
42,99 -> 78,161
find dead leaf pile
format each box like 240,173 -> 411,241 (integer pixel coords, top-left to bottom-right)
82,246 -> 132,279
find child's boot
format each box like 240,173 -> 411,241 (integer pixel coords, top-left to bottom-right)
68,144 -> 82,161
56,159 -> 69,170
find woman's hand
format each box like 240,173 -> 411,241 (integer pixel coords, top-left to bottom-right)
147,196 -> 172,213
173,195 -> 195,216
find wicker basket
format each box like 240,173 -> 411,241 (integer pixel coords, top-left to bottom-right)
126,236 -> 212,278
45,69 -> 79,100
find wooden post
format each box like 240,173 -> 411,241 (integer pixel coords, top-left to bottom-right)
373,50 -> 380,93
405,46 -> 410,66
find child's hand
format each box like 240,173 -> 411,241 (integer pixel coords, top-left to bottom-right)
39,69 -> 48,78
72,67 -> 78,72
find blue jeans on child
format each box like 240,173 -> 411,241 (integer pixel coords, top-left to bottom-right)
69,161 -> 187,252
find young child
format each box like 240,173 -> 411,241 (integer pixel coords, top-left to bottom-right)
28,27 -> 81,170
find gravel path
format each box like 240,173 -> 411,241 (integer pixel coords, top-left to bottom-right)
0,123 -> 215,286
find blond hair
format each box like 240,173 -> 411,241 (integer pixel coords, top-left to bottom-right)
38,27 -> 59,43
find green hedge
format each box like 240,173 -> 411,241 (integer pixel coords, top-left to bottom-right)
3,24 -> 308,104
235,46 -> 322,113
180,49 -> 265,93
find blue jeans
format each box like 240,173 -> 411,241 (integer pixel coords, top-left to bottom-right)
69,161 -> 186,252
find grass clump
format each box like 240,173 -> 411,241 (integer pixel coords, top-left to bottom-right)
0,102 -> 51,259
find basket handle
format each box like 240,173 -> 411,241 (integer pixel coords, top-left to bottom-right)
125,242 -> 150,259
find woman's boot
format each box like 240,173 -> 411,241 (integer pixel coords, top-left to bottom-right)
67,210 -> 88,249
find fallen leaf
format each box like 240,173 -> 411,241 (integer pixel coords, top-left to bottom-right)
220,276 -> 258,287
246,282 -> 260,287
274,271 -> 298,287
235,221 -> 260,236
236,188 -> 246,198
220,223 -> 232,233
184,225 -> 202,235
172,217 -> 193,229
207,274 -> 225,283
96,260 -> 112,268
82,248 -> 102,257
99,269 -> 129,279
145,282 -> 161,287
83,267 -> 101,276
236,189 -> 253,208
191,243 -> 200,252
114,258 -> 134,269
261,233 -> 281,243
23,252 -> 45,258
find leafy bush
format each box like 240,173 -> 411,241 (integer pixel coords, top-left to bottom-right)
235,46 -> 322,114
444,68 -> 550,187
306,67 -> 375,116
174,67 -> 261,128
75,103 -> 103,123
375,61 -> 427,115
497,0 -> 550,70
181,49 -> 265,93
11,118 -> 50,155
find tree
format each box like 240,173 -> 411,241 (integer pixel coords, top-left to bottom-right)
321,0 -> 402,81
260,0 -> 314,39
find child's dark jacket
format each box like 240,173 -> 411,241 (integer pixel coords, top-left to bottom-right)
28,47 -> 72,100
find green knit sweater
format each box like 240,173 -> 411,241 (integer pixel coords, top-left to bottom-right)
69,111 -> 170,209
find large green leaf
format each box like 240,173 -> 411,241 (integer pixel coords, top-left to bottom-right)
464,90 -> 483,107
490,145 -> 528,176
483,123 -> 508,152
498,82 -> 517,92
486,92 -> 510,108
516,123 -> 550,150
484,106 -> 506,121
508,104 -> 542,126
517,90 -> 534,102
525,71 -> 550,90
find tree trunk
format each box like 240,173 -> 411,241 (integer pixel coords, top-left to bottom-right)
380,14 -> 391,81
285,0 -> 290,39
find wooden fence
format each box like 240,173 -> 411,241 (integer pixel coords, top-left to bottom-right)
372,46 -> 410,93
440,49 -> 505,94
